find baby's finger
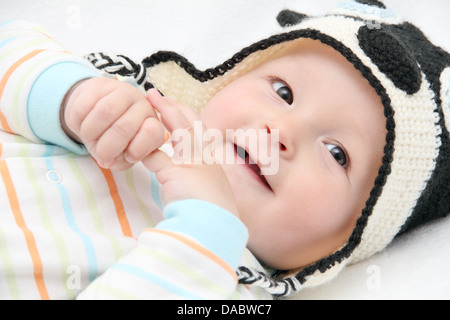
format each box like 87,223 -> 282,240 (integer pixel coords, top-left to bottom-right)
147,90 -> 192,147
79,89 -> 136,143
147,89 -> 206,164
94,99 -> 152,166
146,89 -> 188,132
147,89 -> 200,130
65,78 -> 118,137
64,81 -> 98,132
124,116 -> 166,164
141,149 -> 173,175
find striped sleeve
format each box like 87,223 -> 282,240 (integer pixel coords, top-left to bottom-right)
0,20 -> 99,154
77,200 -> 256,299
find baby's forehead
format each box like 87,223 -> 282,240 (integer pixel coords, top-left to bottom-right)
259,39 -> 376,91
257,39 -> 359,75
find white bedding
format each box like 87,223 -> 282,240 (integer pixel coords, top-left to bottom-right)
1,0 -> 449,299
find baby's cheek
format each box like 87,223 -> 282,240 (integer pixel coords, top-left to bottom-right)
201,97 -> 241,130
292,178 -> 350,233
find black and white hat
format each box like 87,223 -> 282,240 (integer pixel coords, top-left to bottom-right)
87,0 -> 450,297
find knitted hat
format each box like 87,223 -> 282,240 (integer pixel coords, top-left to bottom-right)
86,0 -> 450,297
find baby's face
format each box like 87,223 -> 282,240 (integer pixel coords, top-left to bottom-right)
200,39 -> 386,270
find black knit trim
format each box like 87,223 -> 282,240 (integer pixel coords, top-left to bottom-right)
276,10 -> 309,28
355,0 -> 386,9
237,266 -> 257,285
92,53 -> 143,79
139,32 -> 316,84
85,52 -> 153,90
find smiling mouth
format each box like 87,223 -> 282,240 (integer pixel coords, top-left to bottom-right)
234,144 -> 272,191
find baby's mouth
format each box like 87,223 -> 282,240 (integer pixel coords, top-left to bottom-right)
235,144 -> 272,191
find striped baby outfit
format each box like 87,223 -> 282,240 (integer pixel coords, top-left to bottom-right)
0,20 -> 269,300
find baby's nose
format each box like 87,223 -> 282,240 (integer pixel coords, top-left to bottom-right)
263,124 -> 294,162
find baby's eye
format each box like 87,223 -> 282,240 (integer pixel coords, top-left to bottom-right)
271,79 -> 293,105
326,143 -> 349,168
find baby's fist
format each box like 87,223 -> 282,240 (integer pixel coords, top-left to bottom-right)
62,77 -> 165,170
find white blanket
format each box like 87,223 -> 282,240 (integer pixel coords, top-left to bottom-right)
1,0 -> 449,299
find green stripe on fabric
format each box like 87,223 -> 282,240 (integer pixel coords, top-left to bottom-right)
23,157 -> 74,299
0,37 -> 48,62
67,156 -> 123,260
0,36 -> 57,136
0,227 -> 21,299
125,168 -> 154,227
135,246 -> 229,298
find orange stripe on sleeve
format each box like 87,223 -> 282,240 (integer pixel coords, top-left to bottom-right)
149,228 -> 237,281
0,49 -> 45,133
99,167 -> 133,238
0,160 -> 50,299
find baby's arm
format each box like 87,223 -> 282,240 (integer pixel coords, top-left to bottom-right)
0,21 -> 164,170
61,78 -> 165,170
0,20 -> 99,150
78,200 -> 251,299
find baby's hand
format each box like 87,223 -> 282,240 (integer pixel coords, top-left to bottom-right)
142,89 -> 239,218
62,77 -> 165,170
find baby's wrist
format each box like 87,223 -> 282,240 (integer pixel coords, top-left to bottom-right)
59,78 -> 91,143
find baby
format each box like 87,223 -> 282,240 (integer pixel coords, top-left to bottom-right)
0,0 -> 449,299
64,38 -> 386,274
67,0 -> 450,296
